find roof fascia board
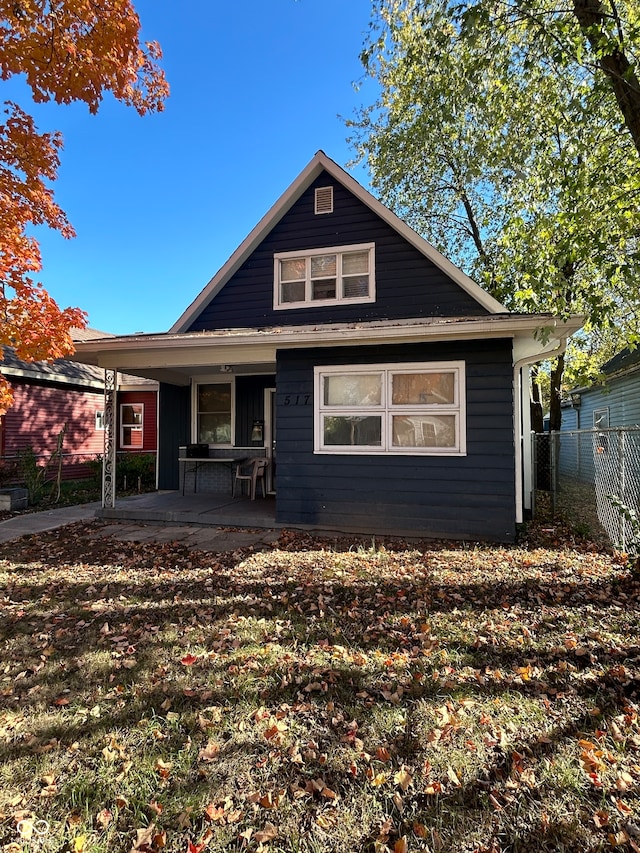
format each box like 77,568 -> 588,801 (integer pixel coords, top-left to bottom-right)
119,383 -> 159,392
77,315 -> 583,373
170,151 -> 507,333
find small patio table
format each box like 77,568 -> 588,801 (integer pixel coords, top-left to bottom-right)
178,456 -> 241,495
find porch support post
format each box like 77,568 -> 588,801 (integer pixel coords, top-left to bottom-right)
103,368 -> 117,508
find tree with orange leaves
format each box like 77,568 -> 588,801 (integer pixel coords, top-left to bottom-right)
0,1 -> 168,412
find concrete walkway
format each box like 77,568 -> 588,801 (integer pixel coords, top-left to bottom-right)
89,520 -> 281,552
0,498 -> 282,552
0,502 -> 101,544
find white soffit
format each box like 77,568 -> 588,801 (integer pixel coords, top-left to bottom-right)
170,151 -> 507,334
76,315 -> 583,376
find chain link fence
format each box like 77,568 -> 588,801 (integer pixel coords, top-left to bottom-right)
0,451 -> 100,484
533,428 -> 640,549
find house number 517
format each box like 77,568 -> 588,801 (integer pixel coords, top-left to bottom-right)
283,394 -> 310,405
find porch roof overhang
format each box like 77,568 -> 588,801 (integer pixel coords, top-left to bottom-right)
73,314 -> 583,386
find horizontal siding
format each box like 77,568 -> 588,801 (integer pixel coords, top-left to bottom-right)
188,172 -> 490,331
572,371 -> 640,429
2,381 -> 105,463
118,391 -> 158,452
557,372 -> 640,484
274,339 -> 516,541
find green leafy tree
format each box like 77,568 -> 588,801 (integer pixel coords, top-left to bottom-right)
350,0 -> 640,428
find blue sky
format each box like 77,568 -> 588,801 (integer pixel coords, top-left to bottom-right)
6,0 -> 377,335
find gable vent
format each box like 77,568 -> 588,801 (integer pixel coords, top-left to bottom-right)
315,186 -> 333,214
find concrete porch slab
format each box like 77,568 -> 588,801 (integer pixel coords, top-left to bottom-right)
98,490 -> 279,529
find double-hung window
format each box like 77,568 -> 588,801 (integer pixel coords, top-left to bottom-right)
274,244 -> 375,309
120,404 -> 144,448
314,362 -> 466,455
196,382 -> 233,445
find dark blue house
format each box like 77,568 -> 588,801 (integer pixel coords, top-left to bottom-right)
76,152 -> 581,541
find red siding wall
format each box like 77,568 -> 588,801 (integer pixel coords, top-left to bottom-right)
1,382 -> 104,478
3,383 -> 104,456
0,383 -> 158,481
117,391 -> 157,452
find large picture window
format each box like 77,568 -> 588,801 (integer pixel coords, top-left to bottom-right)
120,404 -> 143,448
196,382 -> 233,445
274,244 -> 375,309
314,362 -> 466,455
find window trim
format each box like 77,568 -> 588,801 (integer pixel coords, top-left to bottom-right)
95,410 -> 105,431
120,403 -> 144,449
593,407 -> 609,429
314,361 -> 466,456
192,377 -> 236,447
273,243 -> 375,310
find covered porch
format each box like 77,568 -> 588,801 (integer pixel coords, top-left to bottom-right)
73,332 -> 282,511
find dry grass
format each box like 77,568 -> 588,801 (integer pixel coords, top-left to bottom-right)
0,521 -> 639,852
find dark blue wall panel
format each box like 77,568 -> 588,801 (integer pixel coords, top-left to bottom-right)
158,383 -> 190,490
274,339 -> 515,541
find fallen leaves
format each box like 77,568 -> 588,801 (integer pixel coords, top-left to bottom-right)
129,823 -> 155,852
0,522 -> 639,852
197,740 -> 220,762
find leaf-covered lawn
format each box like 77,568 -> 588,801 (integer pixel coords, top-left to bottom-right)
0,521 -> 639,852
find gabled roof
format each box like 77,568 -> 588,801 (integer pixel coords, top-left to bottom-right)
170,151 -> 507,334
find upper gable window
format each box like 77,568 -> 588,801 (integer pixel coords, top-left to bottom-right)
274,243 -> 375,310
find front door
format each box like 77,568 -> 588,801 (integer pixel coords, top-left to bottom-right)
264,387 -> 276,493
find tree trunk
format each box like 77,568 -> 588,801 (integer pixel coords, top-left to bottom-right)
530,364 -> 544,433
572,0 -> 640,157
548,353 -> 565,432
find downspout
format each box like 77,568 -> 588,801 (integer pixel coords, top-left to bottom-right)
513,337 -> 568,524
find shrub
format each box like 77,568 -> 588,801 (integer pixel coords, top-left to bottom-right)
18,446 -> 48,504
87,454 -> 103,484
116,452 -> 156,491
75,453 -> 157,493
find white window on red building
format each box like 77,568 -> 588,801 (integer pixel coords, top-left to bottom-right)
120,404 -> 144,448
